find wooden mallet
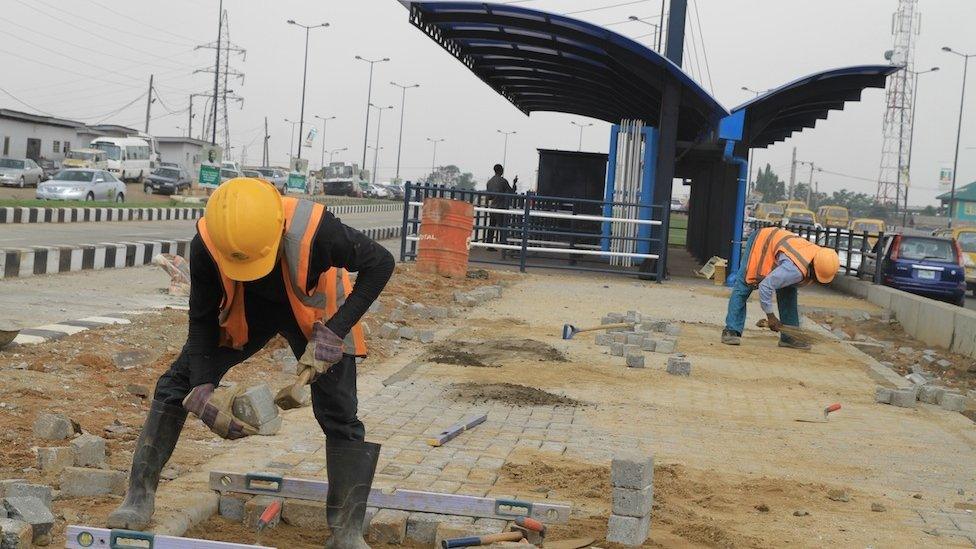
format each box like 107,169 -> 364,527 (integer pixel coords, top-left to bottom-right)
562,322 -> 633,340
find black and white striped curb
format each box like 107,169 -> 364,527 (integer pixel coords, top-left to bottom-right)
0,225 -> 401,280
0,203 -> 400,224
9,315 -> 131,346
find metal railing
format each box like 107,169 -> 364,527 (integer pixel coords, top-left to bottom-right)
747,220 -> 886,284
400,182 -> 667,279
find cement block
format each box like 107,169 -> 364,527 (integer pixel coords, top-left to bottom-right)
32,413 -> 73,440
472,517 -> 509,532
595,334 -> 613,346
601,315 -> 617,325
418,330 -> 436,344
606,513 -> 651,546
2,497 -> 53,543
0,518 -> 32,549
282,498 -> 327,530
889,389 -> 917,409
389,308 -> 407,321
915,299 -> 957,350
0,480 -> 26,499
4,485 -> 51,510
941,392 -> 967,412
655,339 -> 676,354
254,415 -> 283,436
951,309 -> 976,358
70,434 -> 106,467
218,493 -> 248,522
605,312 -> 624,323
624,310 -> 641,323
866,284 -> 896,310
398,327 -> 417,340
612,485 -> 654,518
367,509 -> 408,545
60,467 -> 126,497
409,302 -> 427,317
626,353 -> 645,369
874,387 -> 893,404
36,447 -> 74,473
428,306 -> 450,320
666,356 -> 691,377
625,334 -> 644,345
612,333 -> 628,344
664,323 -> 681,336
917,385 -> 946,405
243,496 -> 282,531
379,322 -> 400,339
641,338 -> 657,352
610,343 -> 625,357
364,507 -> 378,535
406,512 -> 474,545
623,344 -> 640,357
890,292 -> 922,336
611,451 -> 653,489
232,383 -> 278,427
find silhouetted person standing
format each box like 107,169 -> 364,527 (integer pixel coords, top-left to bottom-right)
485,164 -> 516,249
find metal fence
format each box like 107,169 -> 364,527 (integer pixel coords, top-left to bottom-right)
400,182 -> 667,279
747,220 -> 886,284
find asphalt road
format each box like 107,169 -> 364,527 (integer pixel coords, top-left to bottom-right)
0,210 -> 403,248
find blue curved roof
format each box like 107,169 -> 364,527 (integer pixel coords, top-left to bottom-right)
731,65 -> 900,148
401,1 -> 729,141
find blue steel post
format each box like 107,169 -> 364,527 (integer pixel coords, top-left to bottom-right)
519,192 -> 533,272
399,181 -> 411,262
637,126 -> 659,255
727,158 -> 748,285
601,124 -> 620,253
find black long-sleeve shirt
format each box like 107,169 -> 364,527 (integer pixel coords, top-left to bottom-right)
184,211 -> 395,386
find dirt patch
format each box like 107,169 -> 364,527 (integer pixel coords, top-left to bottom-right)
185,515 -> 421,548
425,338 -> 567,368
447,382 -> 584,407
501,457 -> 610,500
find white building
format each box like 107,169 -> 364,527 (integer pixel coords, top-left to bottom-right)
0,108 -> 141,162
157,136 -> 208,180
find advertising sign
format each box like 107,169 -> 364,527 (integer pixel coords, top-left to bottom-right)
287,172 -> 308,193
199,164 -> 221,189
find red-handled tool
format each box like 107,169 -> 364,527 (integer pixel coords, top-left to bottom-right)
256,499 -> 282,532
795,403 -> 842,424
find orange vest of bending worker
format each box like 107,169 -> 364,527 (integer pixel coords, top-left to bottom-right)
196,197 -> 367,356
745,227 -> 819,286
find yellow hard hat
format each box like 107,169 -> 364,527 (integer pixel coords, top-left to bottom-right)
204,178 -> 284,281
813,247 -> 840,284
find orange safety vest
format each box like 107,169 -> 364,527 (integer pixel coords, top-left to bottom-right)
745,227 -> 819,286
197,197 -> 368,356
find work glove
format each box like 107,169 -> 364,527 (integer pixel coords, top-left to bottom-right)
311,321 -> 344,365
765,314 -> 783,333
182,383 -> 259,440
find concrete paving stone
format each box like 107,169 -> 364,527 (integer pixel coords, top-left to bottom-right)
467,469 -> 498,484
624,311 -> 641,323
456,484 -> 491,497
607,513 -> 651,546
243,495 -> 282,531
623,344 -> 640,357
655,339 -> 676,354
641,338 -> 657,352
2,497 -> 53,543
389,308 -> 407,322
398,327 -> 417,340
874,387 -> 893,404
612,485 -> 654,517
32,413 -> 73,440
70,433 -> 107,467
36,447 -> 74,474
889,389 -> 918,409
282,498 -> 328,530
396,450 -> 425,464
418,330 -> 436,344
232,383 -> 279,427
664,323 -> 681,336
4,485 -> 51,510
917,385 -> 946,405
379,322 -> 400,339
539,442 -> 567,454
626,334 -> 644,345
381,463 -> 414,478
368,509 -> 409,544
610,342 -> 625,356
941,393 -> 967,412
606,313 -> 625,323
485,444 -> 514,458
429,480 -> 462,493
666,356 -> 691,377
626,353 -> 645,369
439,465 -> 472,482
60,467 -> 125,497
218,493 -> 248,522
524,419 -> 549,429
611,333 -> 628,344
0,518 -> 32,549
407,512 -> 474,546
612,451 -> 654,489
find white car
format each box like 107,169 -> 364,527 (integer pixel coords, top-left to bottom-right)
36,169 -> 127,202
365,183 -> 390,198
0,158 -> 44,188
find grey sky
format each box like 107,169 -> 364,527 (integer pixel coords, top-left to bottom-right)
2,0 -> 973,205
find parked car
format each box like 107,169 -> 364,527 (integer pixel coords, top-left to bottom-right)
753,203 -> 784,223
783,208 -> 818,229
144,166 -> 192,195
38,158 -> 61,181
864,234 -> 966,306
776,199 -> 807,211
36,169 -> 126,202
818,233 -> 865,274
0,158 -> 44,188
933,227 -> 976,296
382,184 -> 405,200
62,148 -> 108,170
253,167 -> 288,191
850,218 -> 886,235
817,205 -> 850,229
219,168 -> 241,184
364,183 -> 390,199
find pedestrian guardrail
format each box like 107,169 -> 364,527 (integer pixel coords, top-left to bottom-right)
400,182 -> 667,279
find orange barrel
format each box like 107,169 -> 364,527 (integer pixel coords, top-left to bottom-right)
416,198 -> 475,278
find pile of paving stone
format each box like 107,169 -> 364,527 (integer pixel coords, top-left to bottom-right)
874,377 -> 970,413
593,311 -> 690,375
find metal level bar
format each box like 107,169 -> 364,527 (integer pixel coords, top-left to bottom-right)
66,525 -> 271,549
210,472 -> 572,524
428,413 -> 487,447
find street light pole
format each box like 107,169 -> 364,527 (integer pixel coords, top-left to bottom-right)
356,55 -> 390,177
284,118 -> 298,162
570,121 -> 593,151
497,130 -> 517,166
327,147 -> 348,163
370,104 -> 393,184
368,146 -> 384,186
314,115 -> 336,170
903,67 -> 939,226
287,20 -> 329,162
628,16 -> 661,51
391,82 -> 420,182
740,86 -> 763,193
943,46 -> 973,228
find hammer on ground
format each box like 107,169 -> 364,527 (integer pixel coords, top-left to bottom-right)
274,349 -> 317,410
562,322 -> 634,340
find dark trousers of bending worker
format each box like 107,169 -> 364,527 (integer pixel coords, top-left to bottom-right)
724,230 -> 800,342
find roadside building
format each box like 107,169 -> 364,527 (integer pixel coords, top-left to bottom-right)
938,182 -> 976,225
0,109 -> 83,162
156,136 -> 208,181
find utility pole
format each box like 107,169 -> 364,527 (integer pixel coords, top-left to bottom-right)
427,138 -> 444,177
903,67 -> 939,225
789,146 -> 797,201
262,117 -> 270,167
144,74 -> 154,133
211,1 -> 222,146
187,95 -> 193,138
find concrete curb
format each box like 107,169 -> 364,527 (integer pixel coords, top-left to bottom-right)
0,203 -> 399,224
0,226 -> 401,280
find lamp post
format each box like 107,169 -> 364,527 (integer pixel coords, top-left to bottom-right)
628,16 -> 661,50
287,19 -> 329,161
902,66 -> 939,226
427,138 -> 445,179
740,86 -> 764,193
327,147 -> 348,164
391,82 -> 420,183
497,130 -> 516,166
570,121 -> 593,151
284,118 -> 298,162
355,55 -> 390,176
369,104 -> 394,184
313,115 -> 336,170
367,146 -> 384,187
943,46 -> 974,228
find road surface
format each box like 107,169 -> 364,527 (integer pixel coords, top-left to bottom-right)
0,210 -> 403,248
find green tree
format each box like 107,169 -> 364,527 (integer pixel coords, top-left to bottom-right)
754,164 -> 785,202
923,205 -> 936,216
454,172 -> 476,191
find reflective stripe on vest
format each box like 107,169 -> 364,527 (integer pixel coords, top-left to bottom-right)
198,198 -> 368,356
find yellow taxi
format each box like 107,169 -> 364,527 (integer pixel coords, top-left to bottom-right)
753,202 -> 784,222
817,205 -> 850,229
934,226 -> 976,294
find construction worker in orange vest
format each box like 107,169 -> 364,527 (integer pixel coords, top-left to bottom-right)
722,226 -> 840,348
108,178 -> 394,549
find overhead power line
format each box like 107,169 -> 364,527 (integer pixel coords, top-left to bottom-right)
85,0 -> 202,43
30,0 -> 196,47
0,86 -> 54,116
565,0 -> 650,16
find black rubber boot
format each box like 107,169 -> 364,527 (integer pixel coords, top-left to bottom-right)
324,439 -> 381,549
106,399 -> 187,530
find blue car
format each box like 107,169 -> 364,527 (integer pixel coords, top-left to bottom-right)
874,234 -> 966,306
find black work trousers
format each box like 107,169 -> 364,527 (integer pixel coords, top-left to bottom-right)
153,323 -> 365,442
486,212 -> 508,245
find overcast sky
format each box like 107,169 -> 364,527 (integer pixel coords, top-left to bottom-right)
2,0 -> 973,205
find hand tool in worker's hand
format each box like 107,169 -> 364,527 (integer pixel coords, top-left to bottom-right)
183,383 -> 259,439
511,517 -> 546,545
544,538 -> 596,549
755,319 -> 830,346
562,322 -> 634,340
795,403 -> 842,423
255,499 -> 282,532
441,530 -> 525,548
274,347 -> 320,410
